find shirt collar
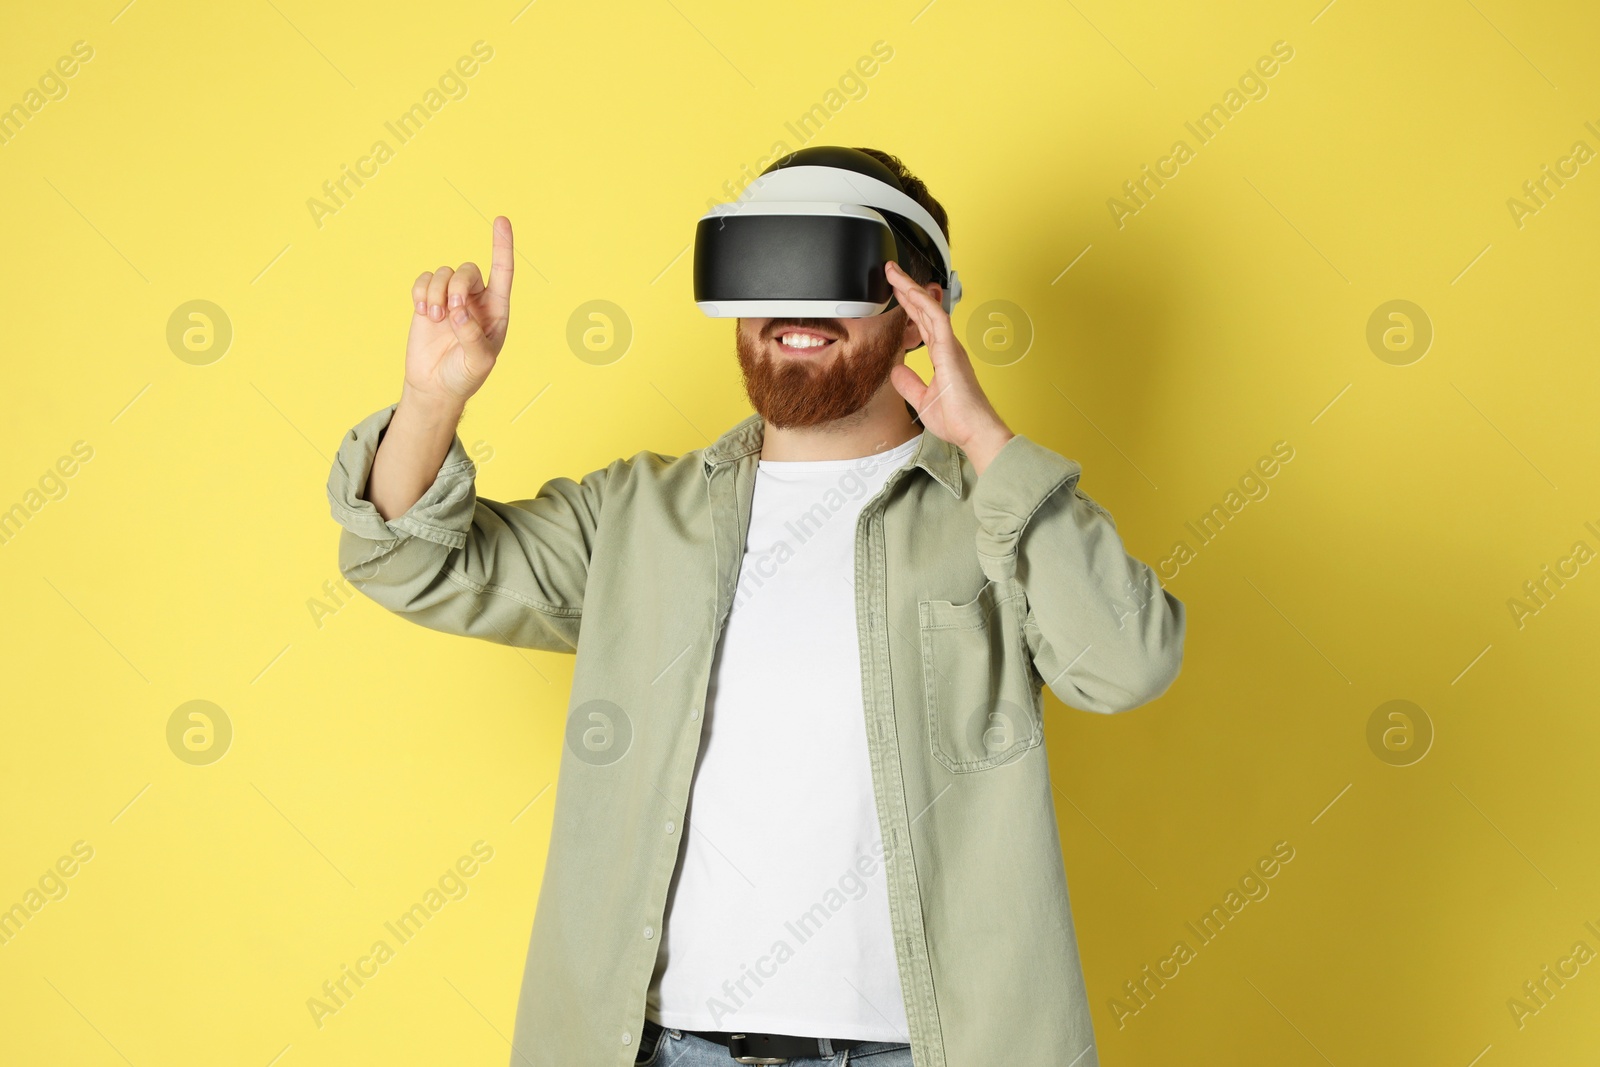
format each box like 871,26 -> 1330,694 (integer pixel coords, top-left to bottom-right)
702,412 -> 964,498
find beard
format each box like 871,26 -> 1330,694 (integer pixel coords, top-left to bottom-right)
735,314 -> 906,429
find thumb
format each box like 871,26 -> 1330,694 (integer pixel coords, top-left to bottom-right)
448,303 -> 497,377
890,363 -> 927,409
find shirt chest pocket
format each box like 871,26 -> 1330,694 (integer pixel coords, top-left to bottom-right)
917,580 -> 1043,773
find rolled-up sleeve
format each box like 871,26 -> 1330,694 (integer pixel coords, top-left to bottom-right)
970,434 -> 1185,713
326,402 -> 606,652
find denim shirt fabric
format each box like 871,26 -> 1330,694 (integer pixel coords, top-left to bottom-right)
326,402 -> 1186,1067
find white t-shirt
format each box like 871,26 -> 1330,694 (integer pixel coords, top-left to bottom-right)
646,431 -> 924,1040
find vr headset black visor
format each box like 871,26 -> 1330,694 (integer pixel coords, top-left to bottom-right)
693,163 -> 962,319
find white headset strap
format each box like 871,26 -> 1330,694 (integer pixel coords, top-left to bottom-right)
732,165 -> 953,280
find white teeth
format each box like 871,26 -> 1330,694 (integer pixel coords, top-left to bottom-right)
780,333 -> 831,348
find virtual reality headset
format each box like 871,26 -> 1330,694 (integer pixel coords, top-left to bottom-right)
693,146 -> 961,319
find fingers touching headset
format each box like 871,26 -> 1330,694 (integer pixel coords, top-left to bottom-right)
885,260 -> 955,352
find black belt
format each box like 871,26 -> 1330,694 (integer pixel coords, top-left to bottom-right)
681,1028 -> 871,1064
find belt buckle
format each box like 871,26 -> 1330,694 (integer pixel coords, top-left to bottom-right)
728,1034 -> 788,1064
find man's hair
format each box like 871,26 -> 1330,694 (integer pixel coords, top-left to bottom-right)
852,147 -> 950,290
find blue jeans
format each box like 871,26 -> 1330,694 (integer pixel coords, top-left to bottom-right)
635,1017 -> 915,1067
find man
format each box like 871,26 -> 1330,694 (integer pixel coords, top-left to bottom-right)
326,147 -> 1185,1067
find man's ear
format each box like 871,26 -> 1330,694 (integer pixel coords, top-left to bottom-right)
899,282 -> 945,352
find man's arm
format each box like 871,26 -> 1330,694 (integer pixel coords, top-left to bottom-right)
326,214 -> 605,652
877,261 -> 1184,712
327,400 -> 606,653
971,435 -> 1185,712
366,387 -> 467,521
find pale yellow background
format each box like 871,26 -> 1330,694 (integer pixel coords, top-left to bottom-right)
3,0 -> 1597,1064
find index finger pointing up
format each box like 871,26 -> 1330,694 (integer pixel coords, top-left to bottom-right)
487,215 -> 515,302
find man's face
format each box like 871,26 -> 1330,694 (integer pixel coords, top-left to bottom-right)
735,308 -> 910,429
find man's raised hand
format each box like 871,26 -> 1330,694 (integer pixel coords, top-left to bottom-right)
404,215 -> 516,408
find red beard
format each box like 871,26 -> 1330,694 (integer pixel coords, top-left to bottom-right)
735,316 -> 905,429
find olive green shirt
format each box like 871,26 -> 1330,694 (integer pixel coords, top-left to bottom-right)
325,401 -> 1186,1067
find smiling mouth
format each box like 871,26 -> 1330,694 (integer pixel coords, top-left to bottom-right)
771,329 -> 838,355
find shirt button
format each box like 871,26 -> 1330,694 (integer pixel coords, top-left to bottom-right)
622,1032 -> 632,1045
665,820 -> 675,834
644,925 -> 655,940
689,706 -> 700,720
